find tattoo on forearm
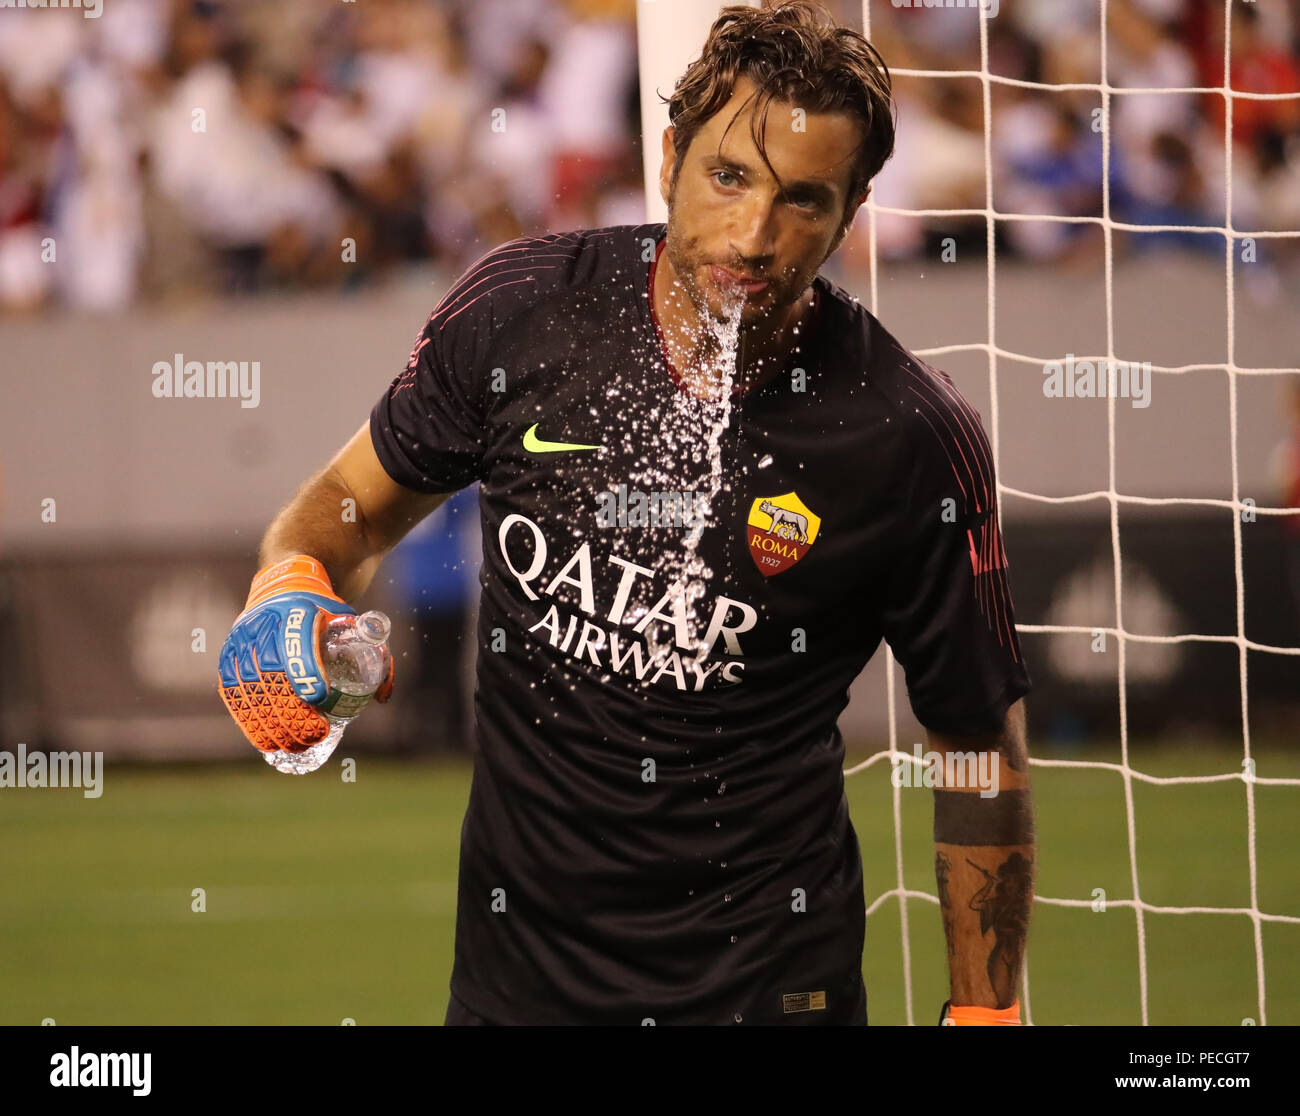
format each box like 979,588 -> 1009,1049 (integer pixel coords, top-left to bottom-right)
966,852 -> 1033,1003
935,852 -> 955,957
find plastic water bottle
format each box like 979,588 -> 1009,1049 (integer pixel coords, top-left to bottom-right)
265,610 -> 392,775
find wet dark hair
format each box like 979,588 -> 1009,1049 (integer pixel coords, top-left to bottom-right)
662,0 -> 895,229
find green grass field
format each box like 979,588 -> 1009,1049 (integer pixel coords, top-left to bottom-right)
2,742 -> 1296,1025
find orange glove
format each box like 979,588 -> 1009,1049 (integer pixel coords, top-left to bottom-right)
217,555 -> 394,755
939,1000 -> 1021,1026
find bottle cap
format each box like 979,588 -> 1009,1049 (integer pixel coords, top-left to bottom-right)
355,610 -> 391,645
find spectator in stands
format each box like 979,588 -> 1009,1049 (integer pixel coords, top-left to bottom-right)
0,0 -> 1295,309
1199,2 -> 1300,154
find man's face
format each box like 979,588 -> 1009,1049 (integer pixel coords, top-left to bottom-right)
660,75 -> 866,328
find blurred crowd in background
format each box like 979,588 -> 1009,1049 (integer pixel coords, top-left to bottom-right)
860,0 -> 1300,273
0,0 -> 1297,312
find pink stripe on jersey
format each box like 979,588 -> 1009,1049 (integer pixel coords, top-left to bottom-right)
904,383 -> 984,513
896,349 -> 994,516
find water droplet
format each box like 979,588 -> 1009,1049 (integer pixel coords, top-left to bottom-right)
714,820 -> 721,828
723,893 -> 732,902
733,1012 -> 743,1023
757,454 -> 773,469
717,781 -> 727,795
730,935 -> 738,943
688,889 -> 694,896
720,861 -> 727,868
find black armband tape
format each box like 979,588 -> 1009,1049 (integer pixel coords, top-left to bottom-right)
933,788 -> 1033,847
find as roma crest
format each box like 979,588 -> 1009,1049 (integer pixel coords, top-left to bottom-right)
746,492 -> 821,577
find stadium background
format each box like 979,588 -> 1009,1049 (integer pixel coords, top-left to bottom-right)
0,0 -> 1297,1024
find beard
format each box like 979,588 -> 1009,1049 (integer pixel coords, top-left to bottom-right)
662,211 -> 808,331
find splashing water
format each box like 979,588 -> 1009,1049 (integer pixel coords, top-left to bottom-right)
634,285 -> 748,672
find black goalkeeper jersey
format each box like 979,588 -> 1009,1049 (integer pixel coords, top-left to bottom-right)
369,223 -> 1031,1025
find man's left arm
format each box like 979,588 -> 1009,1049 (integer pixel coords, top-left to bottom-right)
928,697 -> 1035,1024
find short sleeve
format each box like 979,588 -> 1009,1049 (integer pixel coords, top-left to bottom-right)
369,308 -> 487,495
880,375 -> 1031,736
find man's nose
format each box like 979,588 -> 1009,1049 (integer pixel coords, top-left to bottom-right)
728,192 -> 777,267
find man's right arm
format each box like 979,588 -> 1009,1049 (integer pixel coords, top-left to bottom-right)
258,420 -> 454,601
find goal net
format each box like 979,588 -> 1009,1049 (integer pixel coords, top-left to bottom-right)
847,0 -> 1300,1026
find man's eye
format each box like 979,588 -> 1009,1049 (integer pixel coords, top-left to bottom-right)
712,170 -> 739,188
787,194 -> 819,210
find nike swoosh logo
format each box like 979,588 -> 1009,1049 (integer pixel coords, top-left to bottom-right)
522,423 -> 604,454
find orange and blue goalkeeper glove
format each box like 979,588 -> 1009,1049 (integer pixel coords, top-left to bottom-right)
939,1000 -> 1021,1026
217,554 -> 394,755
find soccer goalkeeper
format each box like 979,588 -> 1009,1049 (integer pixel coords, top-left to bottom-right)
218,0 -> 1034,1026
